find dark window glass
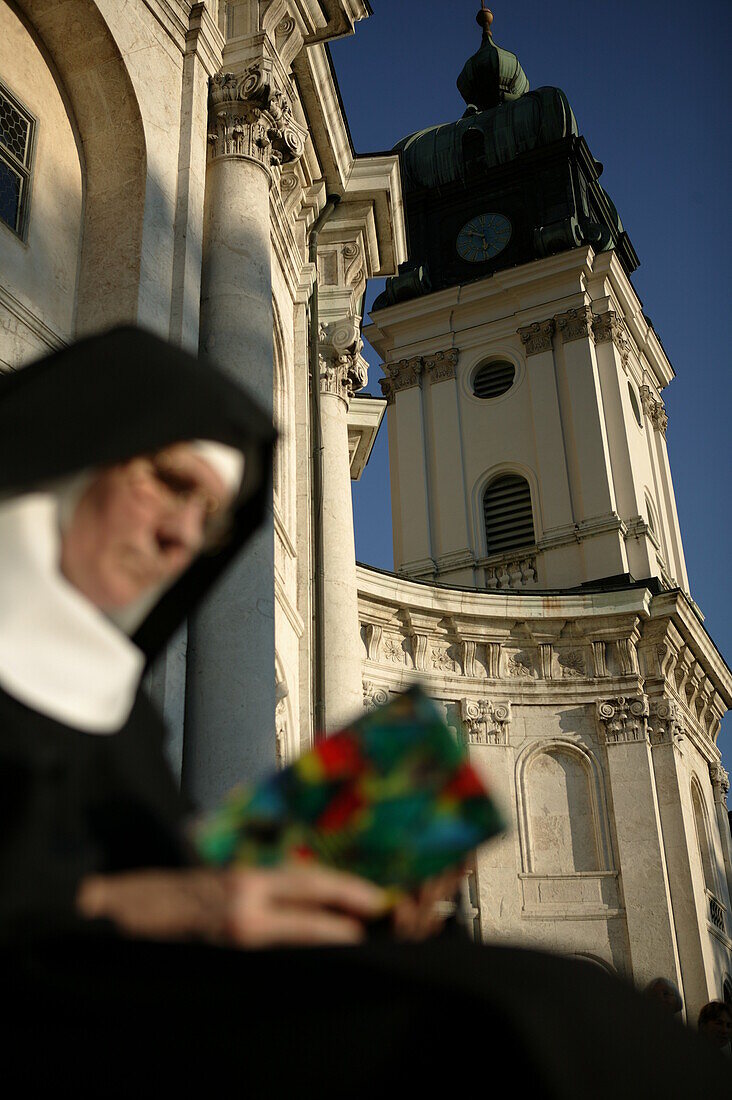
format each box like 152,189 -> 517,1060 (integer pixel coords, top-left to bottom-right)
0,82 -> 35,238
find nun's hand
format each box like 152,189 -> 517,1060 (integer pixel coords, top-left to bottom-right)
391,868 -> 466,942
77,866 -> 387,947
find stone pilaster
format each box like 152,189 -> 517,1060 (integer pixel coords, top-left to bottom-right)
597,693 -> 683,990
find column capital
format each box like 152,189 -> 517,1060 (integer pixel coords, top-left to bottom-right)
647,697 -> 686,749
592,309 -> 630,365
379,347 -> 460,403
639,383 -> 669,436
319,317 -> 367,406
460,698 -> 512,746
710,760 -> 731,801
596,694 -> 650,744
517,318 -> 555,356
555,305 -> 595,345
207,61 -> 307,171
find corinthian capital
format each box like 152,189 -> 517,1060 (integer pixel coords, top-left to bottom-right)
207,61 -> 307,170
319,317 -> 368,405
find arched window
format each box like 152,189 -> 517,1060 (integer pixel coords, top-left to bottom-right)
691,780 -> 716,896
483,474 -> 535,555
527,750 -> 600,874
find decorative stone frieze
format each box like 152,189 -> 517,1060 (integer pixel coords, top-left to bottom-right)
507,652 -> 535,679
710,760 -> 731,801
460,698 -> 511,746
363,623 -> 383,662
648,698 -> 685,747
592,310 -> 630,365
517,319 -> 555,356
558,649 -> 586,678
639,384 -> 668,436
363,680 -> 389,711
555,306 -> 595,344
207,63 -> 307,170
319,317 -> 368,405
591,640 -> 608,678
538,643 -> 553,680
596,695 -> 650,744
380,348 -> 459,403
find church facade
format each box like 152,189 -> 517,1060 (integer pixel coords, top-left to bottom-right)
1,0 -> 731,1019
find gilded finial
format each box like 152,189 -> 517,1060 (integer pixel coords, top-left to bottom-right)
477,2 -> 494,41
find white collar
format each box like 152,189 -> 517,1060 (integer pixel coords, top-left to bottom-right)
0,492 -> 145,733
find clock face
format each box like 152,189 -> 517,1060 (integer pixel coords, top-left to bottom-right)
456,213 -> 512,263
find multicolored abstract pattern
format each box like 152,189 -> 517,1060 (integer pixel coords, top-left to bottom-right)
195,686 -> 504,889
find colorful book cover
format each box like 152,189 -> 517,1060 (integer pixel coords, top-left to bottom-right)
195,686 -> 504,889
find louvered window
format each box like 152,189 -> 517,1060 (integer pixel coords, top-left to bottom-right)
473,360 -> 515,400
484,475 -> 535,555
0,81 -> 35,239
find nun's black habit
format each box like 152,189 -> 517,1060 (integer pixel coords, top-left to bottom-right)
0,329 -> 725,1095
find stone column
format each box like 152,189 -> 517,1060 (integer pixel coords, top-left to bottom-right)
318,319 -> 368,731
596,695 -> 683,992
183,62 -> 306,808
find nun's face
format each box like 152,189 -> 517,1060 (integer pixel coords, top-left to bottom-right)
60,444 -> 234,611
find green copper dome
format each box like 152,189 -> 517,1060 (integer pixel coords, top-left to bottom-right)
395,87 -> 578,192
457,32 -> 529,111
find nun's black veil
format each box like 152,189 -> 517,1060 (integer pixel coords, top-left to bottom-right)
0,325 -> 275,662
1,331 -> 725,1093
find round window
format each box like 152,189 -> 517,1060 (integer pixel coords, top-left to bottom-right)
628,382 -> 643,427
473,360 -> 515,400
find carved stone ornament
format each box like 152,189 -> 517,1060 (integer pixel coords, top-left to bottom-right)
363,680 -> 389,711
431,646 -> 457,673
648,698 -> 685,748
517,319 -> 555,356
380,349 -> 459,404
639,384 -> 668,436
506,653 -> 534,679
596,695 -> 649,744
319,317 -> 368,404
710,760 -> 731,800
555,306 -> 595,345
559,649 -> 585,678
592,311 -> 630,365
485,555 -> 536,590
424,349 -> 459,384
207,63 -> 307,170
460,698 -> 511,746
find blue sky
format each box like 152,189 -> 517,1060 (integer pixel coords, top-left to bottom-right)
332,1 -> 732,771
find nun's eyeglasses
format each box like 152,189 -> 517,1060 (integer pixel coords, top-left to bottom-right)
129,455 -> 232,550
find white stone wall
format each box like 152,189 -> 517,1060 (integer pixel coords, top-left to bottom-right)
366,248 -> 690,594
358,565 -> 732,1016
0,2 -> 83,367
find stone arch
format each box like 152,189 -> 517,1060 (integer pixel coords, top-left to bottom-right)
12,0 -> 147,336
690,776 -> 717,897
272,296 -> 292,527
516,740 -> 613,875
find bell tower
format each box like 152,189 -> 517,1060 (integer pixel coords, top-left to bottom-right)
365,5 -> 688,596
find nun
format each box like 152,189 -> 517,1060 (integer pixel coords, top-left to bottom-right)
1,328 -> 725,1095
